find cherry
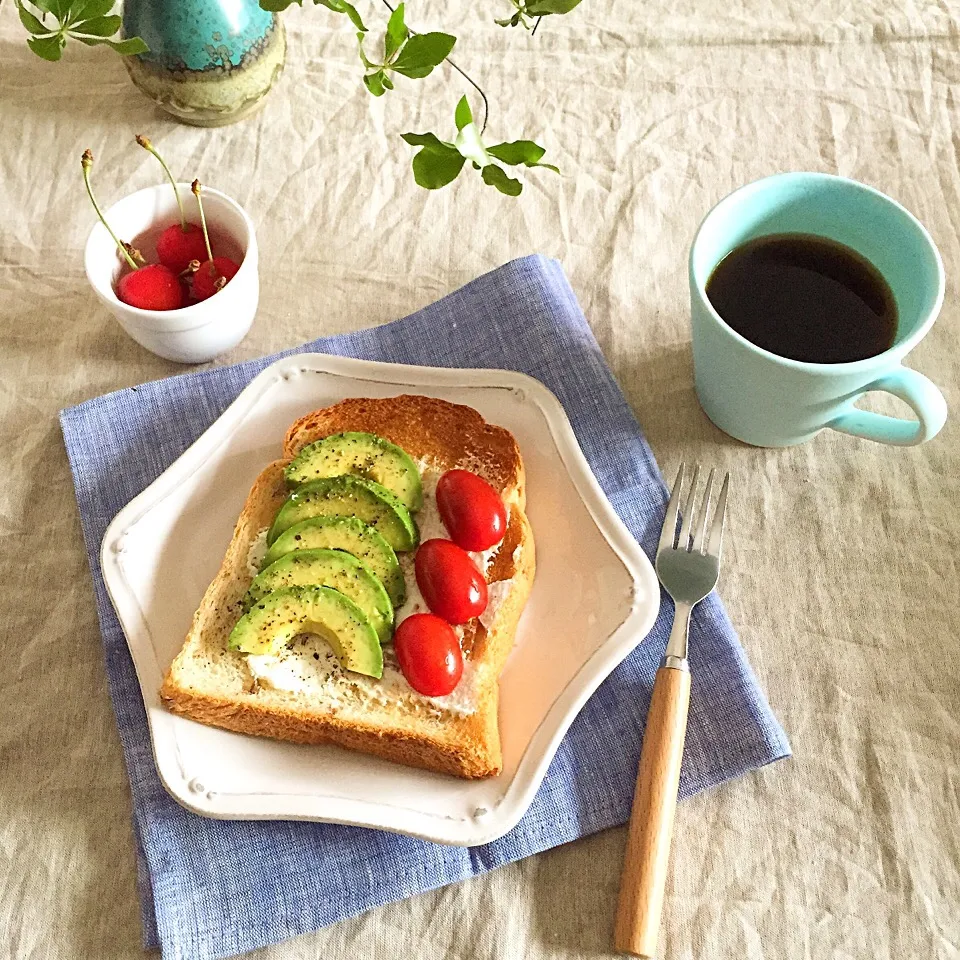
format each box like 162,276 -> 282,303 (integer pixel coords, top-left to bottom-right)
136,135 -> 208,273
118,263 -> 184,310
189,179 -> 241,301
156,223 -> 208,275
192,256 -> 240,301
82,149 -> 184,314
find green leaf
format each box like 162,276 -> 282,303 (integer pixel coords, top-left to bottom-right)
391,32 -> 455,78
316,0 -> 364,26
76,34 -> 148,53
494,15 -> 515,26
71,0 -> 116,23
384,2 -> 407,59
390,63 -> 431,79
27,32 -> 65,59
401,132 -> 454,150
486,140 -> 546,166
338,1 -> 366,32
259,0 -> 300,11
363,70 -> 386,96
47,0 -> 72,20
381,73 -> 394,90
482,164 -> 523,196
71,14 -> 121,36
412,147 -> 465,189
356,33 -> 377,68
17,2 -> 52,34
27,0 -> 55,14
454,95 -> 472,131
533,162 -> 561,173
525,0 -> 581,13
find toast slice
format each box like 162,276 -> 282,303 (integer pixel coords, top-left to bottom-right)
160,395 -> 536,779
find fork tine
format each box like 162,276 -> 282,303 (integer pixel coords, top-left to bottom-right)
658,463 -> 684,554
677,463 -> 701,551
691,468 -> 716,553
706,472 -> 730,558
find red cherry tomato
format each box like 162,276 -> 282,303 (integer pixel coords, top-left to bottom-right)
436,469 -> 507,552
415,538 -> 488,625
394,613 -> 463,697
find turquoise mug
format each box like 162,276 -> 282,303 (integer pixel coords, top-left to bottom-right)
690,173 -> 947,446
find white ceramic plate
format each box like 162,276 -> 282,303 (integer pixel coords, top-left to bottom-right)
101,354 -> 659,846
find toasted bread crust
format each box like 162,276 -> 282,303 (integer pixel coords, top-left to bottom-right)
284,395 -> 526,507
161,397 -> 535,780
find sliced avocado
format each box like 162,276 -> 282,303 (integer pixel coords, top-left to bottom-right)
229,585 -> 383,678
286,432 -> 423,511
266,475 -> 418,552
244,549 -> 393,643
261,516 -> 405,606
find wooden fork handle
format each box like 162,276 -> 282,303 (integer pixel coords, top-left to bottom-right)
614,662 -> 692,958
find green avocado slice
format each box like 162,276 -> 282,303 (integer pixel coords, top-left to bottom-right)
260,515 -> 405,607
285,431 -> 424,511
266,475 -> 418,552
243,549 -> 393,643
229,585 -> 383,678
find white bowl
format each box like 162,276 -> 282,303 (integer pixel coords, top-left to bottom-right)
84,184 -> 259,364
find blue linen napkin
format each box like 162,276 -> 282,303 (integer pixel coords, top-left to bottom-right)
60,254 -> 790,960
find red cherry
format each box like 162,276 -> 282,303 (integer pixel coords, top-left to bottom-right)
192,256 -> 240,301
415,539 -> 488,625
156,222 -> 208,274
117,264 -> 184,311
394,613 -> 464,696
436,469 -> 507,551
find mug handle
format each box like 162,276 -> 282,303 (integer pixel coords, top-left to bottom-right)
829,367 -> 947,445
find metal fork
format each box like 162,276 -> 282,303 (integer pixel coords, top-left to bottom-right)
614,464 -> 730,959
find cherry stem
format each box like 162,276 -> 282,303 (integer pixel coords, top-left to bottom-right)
136,134 -> 187,232
81,150 -> 138,272
191,180 -> 215,263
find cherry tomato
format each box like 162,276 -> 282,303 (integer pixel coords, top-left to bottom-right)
415,538 -> 488,624
394,613 -> 463,697
436,469 -> 507,552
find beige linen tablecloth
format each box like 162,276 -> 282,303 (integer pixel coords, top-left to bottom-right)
1,1 -> 958,956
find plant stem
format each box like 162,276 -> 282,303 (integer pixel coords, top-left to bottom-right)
531,15 -> 542,35
136,134 -> 187,231
191,180 -> 215,262
81,150 -> 138,271
377,0 -> 490,134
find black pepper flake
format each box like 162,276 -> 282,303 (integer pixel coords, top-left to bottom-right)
313,652 -> 320,660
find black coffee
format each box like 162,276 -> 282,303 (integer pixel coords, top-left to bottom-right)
705,233 -> 898,363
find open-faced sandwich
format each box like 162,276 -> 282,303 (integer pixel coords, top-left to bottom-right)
160,395 -> 536,779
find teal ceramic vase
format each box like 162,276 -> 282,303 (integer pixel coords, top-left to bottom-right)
122,0 -> 286,127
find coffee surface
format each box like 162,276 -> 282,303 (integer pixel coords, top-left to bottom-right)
705,233 -> 897,363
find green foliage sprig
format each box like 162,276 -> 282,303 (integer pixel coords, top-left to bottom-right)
495,0 -> 582,29
403,96 -> 557,195
357,4 -> 456,96
262,0 -> 579,194
16,0 -> 147,62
